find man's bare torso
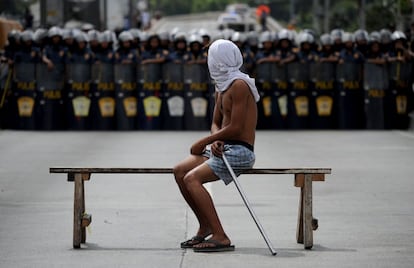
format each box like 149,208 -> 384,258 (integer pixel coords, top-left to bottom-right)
215,79 -> 257,146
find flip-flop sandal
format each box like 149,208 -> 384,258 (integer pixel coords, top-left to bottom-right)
193,239 -> 235,253
180,236 -> 205,248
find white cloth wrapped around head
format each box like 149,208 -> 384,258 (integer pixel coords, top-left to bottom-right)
207,39 -> 260,102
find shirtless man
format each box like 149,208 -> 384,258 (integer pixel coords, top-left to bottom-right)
173,39 -> 260,252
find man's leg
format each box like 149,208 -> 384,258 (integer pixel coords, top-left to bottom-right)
182,162 -> 232,248
174,155 -> 212,240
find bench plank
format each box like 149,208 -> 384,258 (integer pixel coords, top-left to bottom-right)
50,167 -> 331,174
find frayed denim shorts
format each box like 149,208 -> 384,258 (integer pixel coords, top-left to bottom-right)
203,141 -> 255,185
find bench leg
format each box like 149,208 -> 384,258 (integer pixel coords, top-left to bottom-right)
81,180 -> 86,244
73,174 -> 83,249
303,174 -> 313,249
296,186 -> 304,244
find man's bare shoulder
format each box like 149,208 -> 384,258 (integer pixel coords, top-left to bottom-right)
228,79 -> 251,96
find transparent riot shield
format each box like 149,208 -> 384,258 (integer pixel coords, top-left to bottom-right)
65,63 -> 92,130
336,63 -> 364,129
309,62 -> 336,129
287,62 -> 310,129
138,63 -> 162,130
386,62 -> 413,129
183,63 -> 210,130
364,63 -> 388,129
10,63 -> 37,129
162,62 -> 184,130
36,63 -> 65,130
115,64 -> 137,130
90,63 -> 115,130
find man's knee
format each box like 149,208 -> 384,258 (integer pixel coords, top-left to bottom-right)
183,172 -> 201,190
173,162 -> 190,185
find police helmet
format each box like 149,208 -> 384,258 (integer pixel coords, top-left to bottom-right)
198,28 -> 211,39
231,32 -> 246,43
34,28 -> 48,42
391,31 -> 406,41
379,29 -> 392,44
75,32 -> 89,43
342,32 -> 354,43
369,31 -> 381,44
330,28 -> 344,41
99,31 -> 113,43
320,33 -> 333,46
62,29 -> 74,40
88,30 -> 99,42
174,32 -> 187,43
129,28 -> 141,40
188,34 -> 202,45
298,32 -> 314,45
118,31 -> 134,42
48,26 -> 62,38
20,30 -> 34,42
278,29 -> 291,41
354,29 -> 369,42
259,31 -> 273,43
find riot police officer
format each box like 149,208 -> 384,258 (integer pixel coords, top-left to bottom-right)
67,32 -> 94,64
184,34 -> 206,65
95,30 -> 115,64
42,27 -> 67,70
115,31 -> 138,64
141,34 -> 167,65
296,31 -> 318,63
338,33 -> 364,64
14,30 -> 41,64
318,33 -> 339,63
255,31 -> 278,64
354,29 -> 370,57
388,31 -> 412,63
276,29 -> 296,66
330,28 -> 344,53
366,32 -> 386,65
167,32 -> 187,63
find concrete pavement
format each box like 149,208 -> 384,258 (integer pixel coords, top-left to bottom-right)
0,130 -> 414,267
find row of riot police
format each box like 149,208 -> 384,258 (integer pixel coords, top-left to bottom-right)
255,61 -> 413,130
1,62 -> 212,130
1,60 -> 412,130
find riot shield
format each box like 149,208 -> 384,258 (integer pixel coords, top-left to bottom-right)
36,63 -> 65,130
65,63 -> 92,130
336,63 -> 364,129
364,63 -> 388,129
386,62 -> 413,129
162,62 -> 184,130
255,63 -> 276,129
270,63 -> 288,129
287,62 -> 310,129
183,64 -> 210,130
0,64 -> 13,129
309,62 -> 336,129
115,64 -> 138,130
10,63 -> 37,129
138,63 -> 163,130
90,63 -> 115,130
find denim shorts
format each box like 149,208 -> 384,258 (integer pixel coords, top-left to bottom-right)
204,141 -> 255,185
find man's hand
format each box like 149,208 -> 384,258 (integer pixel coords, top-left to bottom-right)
190,140 -> 206,155
211,141 -> 224,157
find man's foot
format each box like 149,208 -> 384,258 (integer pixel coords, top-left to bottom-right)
180,235 -> 206,248
193,239 -> 235,253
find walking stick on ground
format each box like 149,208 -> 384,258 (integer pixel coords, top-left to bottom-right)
222,153 -> 277,256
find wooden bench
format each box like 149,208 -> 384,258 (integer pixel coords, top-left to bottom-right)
49,167 -> 331,250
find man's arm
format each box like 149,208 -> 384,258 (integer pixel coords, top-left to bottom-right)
210,92 -> 222,134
